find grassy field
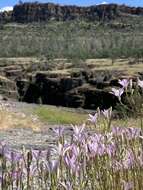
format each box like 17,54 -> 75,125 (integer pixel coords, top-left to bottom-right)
35,106 -> 87,125
0,17 -> 143,60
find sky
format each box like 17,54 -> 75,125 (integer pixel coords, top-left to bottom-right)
0,0 -> 143,11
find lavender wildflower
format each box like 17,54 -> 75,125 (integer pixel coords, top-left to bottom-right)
102,107 -> 112,120
119,79 -> 129,89
72,124 -> 85,142
110,88 -> 124,101
48,160 -> 59,173
88,113 -> 98,124
123,149 -> 135,169
53,126 -> 64,137
122,181 -> 134,190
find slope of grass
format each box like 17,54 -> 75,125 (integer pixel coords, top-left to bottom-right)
35,106 -> 87,125
0,17 -> 143,59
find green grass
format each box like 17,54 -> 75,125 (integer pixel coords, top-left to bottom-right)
0,18 -> 143,59
35,106 -> 87,125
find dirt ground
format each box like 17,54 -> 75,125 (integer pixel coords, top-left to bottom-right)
0,100 -> 73,151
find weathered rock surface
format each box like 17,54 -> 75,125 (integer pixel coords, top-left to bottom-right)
0,3 -> 143,23
0,76 -> 18,99
0,59 -> 115,109
0,58 -> 141,110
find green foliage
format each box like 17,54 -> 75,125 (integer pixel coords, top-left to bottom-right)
35,106 -> 87,124
0,18 -> 143,60
116,86 -> 143,119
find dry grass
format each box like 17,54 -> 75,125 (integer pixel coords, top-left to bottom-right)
112,117 -> 142,129
86,58 -> 143,76
0,108 -> 40,131
0,57 -> 142,77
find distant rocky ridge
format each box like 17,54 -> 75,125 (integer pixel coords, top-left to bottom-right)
0,2 -> 143,23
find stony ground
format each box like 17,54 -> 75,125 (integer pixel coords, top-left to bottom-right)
0,100 -> 85,151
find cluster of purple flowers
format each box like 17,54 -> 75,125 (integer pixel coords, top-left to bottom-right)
110,78 -> 143,101
0,109 -> 143,190
0,78 -> 143,189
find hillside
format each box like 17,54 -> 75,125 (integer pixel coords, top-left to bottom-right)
0,2 -> 143,110
0,17 -> 143,59
0,2 -> 143,59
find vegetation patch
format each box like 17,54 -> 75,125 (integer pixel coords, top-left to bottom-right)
35,106 -> 87,125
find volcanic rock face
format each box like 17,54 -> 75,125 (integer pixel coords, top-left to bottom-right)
16,68 -> 119,110
0,2 -> 143,23
2,57 -> 143,110
12,3 -> 119,22
0,58 -> 120,110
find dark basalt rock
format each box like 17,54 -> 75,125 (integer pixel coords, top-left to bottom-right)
0,76 -> 18,99
21,73 -> 84,106
1,57 -> 131,110
0,59 -> 125,110
0,2 -> 143,24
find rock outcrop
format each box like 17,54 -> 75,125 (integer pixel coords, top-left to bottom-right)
1,57 -> 140,110
0,2 -> 143,23
15,68 -> 120,110
0,57 -> 121,109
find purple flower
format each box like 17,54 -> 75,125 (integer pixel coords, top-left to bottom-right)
112,126 -> 124,136
30,163 -> 39,176
119,79 -> 129,88
137,78 -> 143,88
53,126 -> 64,137
106,143 -> 116,157
87,141 -> 98,157
88,113 -> 98,124
102,107 -> 112,119
119,79 -> 129,89
64,144 -> 80,172
110,88 -> 124,101
87,134 -> 105,157
48,159 -> 59,173
57,143 -> 64,157
72,124 -> 85,135
97,143 -> 105,156
11,170 -> 22,181
64,153 -> 77,171
32,149 -> 49,161
123,149 -> 135,169
122,181 -> 134,190
72,124 -> 85,142
32,150 -> 41,160
125,127 -> 141,140
11,151 -> 23,162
